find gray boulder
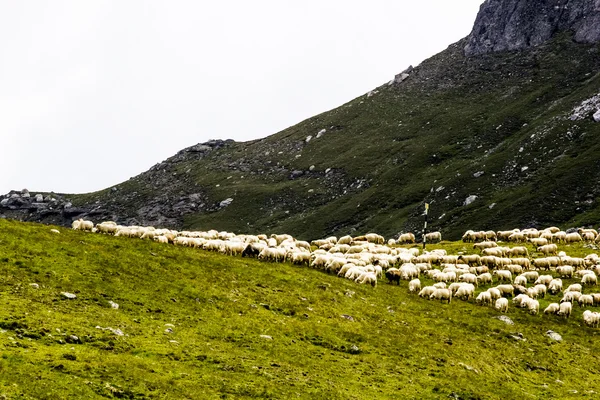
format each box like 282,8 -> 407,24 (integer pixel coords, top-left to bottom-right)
465,0 -> 600,56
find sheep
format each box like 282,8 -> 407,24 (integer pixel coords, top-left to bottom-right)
565,232 -> 582,243
529,237 -> 548,247
591,293 -> 600,305
508,232 -> 525,242
556,265 -> 574,279
482,247 -> 505,257
522,271 -> 539,282
355,271 -> 377,287
561,291 -> 581,304
455,284 -> 475,301
506,264 -> 523,275
578,294 -> 594,307
408,279 -> 421,293
425,231 -> 442,243
544,303 -> 560,315
513,294 -> 531,308
547,279 -> 562,295
566,283 -> 583,293
476,291 -> 492,305
398,233 -> 416,244
558,302 -> 572,318
534,275 -> 553,286
430,288 -> 452,303
385,268 -> 402,285
582,273 -> 598,286
72,219 -> 94,231
459,273 -> 478,286
493,270 -> 512,283
512,284 -> 528,296
488,288 -> 502,301
458,254 -> 481,265
365,233 -> 384,245
433,282 -> 447,289
477,272 -> 493,286
527,299 -> 540,315
496,284 -> 514,297
96,221 -> 118,235
418,286 -> 436,298
474,241 -> 498,250
495,298 -> 509,313
514,275 -> 528,287
583,310 -> 600,327
399,263 -> 419,280
155,235 -> 169,244
537,244 -> 558,255
508,246 -> 529,257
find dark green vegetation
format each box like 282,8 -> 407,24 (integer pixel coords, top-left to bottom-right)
55,33 -> 600,240
2,219 -> 600,399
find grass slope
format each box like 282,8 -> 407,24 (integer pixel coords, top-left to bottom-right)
1,219 -> 600,399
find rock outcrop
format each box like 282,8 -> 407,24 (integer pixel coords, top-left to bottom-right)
464,0 -> 600,56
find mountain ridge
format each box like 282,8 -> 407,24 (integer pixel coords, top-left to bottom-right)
3,3 -> 600,240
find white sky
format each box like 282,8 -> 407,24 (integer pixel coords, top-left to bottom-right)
0,0 -> 484,195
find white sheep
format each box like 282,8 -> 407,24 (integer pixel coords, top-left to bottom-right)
582,273 -> 598,286
418,286 -> 436,298
477,272 -> 493,285
566,283 -> 583,293
583,310 -> 600,327
459,273 -> 478,286
495,298 -> 509,313
488,287 -> 502,301
514,275 -> 528,286
544,303 -> 560,315
534,274 -> 553,286
430,288 -> 452,303
558,302 -> 572,318
408,279 -> 421,293
476,291 -> 492,305
556,265 -> 574,278
527,299 -> 540,315
493,270 -> 512,283
355,271 -> 377,287
578,294 -> 594,307
455,284 -> 475,301
495,284 -> 514,297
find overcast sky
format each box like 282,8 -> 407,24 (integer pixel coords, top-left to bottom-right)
0,0 -> 484,195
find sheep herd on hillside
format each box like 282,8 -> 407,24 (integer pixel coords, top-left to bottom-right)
71,219 -> 600,328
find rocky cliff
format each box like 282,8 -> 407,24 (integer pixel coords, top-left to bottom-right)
465,0 -> 600,56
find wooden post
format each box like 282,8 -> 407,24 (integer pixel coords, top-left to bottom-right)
423,203 -> 429,250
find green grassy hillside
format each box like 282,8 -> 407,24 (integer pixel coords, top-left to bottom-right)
1,219 -> 600,399
43,32 -> 600,241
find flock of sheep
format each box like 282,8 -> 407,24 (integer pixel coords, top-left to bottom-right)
70,219 -> 600,328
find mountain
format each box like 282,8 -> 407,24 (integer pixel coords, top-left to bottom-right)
3,0 -> 600,240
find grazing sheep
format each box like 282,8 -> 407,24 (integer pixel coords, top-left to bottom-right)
544,303 -> 560,315
583,310 -> 600,327
385,268 -> 401,285
527,299 -> 540,315
578,294 -> 594,307
425,231 -> 442,243
558,302 -> 572,318
496,284 -> 514,297
418,286 -> 436,298
477,272 -> 493,285
493,270 -> 512,283
561,291 -> 581,304
548,279 -> 563,295
495,298 -> 509,313
459,273 -> 478,286
534,284 -> 547,298
398,233 -> 416,244
565,232 -> 582,243
513,294 -> 531,308
508,246 -> 529,257
455,284 -> 475,301
430,288 -> 452,304
537,244 -> 558,255
512,284 -> 528,296
534,275 -> 553,286
488,288 -> 502,301
522,271 -> 539,282
582,273 -> 598,286
566,283 -> 583,293
433,282 -> 447,289
408,279 -> 421,293
529,237 -> 548,246
476,291 -> 492,305
514,275 -> 528,286
556,265 -> 574,278
355,271 -> 377,287
474,241 -> 498,250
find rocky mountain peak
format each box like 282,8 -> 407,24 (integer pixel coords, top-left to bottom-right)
464,0 -> 600,56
